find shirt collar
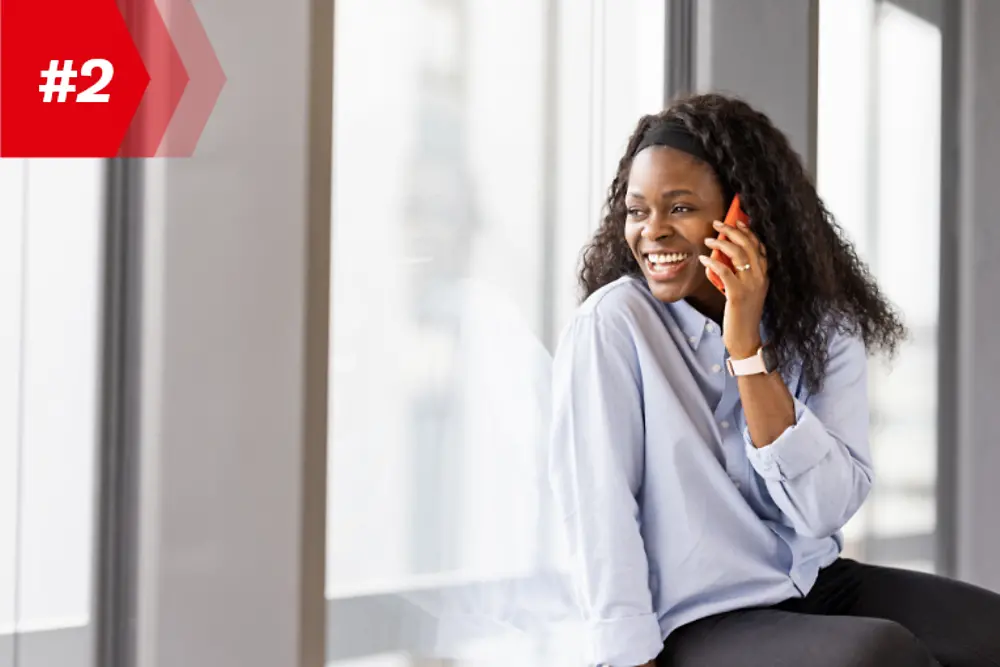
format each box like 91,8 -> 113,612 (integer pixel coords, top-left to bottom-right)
664,298 -> 715,351
628,276 -> 721,351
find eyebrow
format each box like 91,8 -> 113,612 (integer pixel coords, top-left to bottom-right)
626,189 -> 695,200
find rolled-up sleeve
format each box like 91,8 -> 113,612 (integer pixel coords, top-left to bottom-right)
744,331 -> 874,540
549,311 -> 662,666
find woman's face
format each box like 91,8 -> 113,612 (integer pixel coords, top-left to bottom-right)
624,145 -> 728,309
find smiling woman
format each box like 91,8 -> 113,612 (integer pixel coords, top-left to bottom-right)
551,93 -> 1000,667
622,146 -> 724,310
580,94 -> 907,393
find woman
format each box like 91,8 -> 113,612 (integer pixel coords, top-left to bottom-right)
549,93 -> 1000,667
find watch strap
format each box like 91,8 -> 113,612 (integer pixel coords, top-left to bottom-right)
726,344 -> 774,376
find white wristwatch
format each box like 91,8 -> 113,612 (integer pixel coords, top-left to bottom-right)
726,342 -> 778,376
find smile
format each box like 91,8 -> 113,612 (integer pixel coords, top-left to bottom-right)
644,252 -> 691,280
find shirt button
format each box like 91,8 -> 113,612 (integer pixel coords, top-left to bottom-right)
706,323 -> 716,333
689,335 -> 697,344
720,420 -> 730,429
711,364 -> 722,373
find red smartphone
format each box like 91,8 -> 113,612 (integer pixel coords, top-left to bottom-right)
707,195 -> 750,295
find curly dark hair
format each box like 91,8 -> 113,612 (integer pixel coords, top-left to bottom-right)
579,93 -> 907,393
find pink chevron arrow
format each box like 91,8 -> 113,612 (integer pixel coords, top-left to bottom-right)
155,0 -> 225,157
117,0 -> 188,158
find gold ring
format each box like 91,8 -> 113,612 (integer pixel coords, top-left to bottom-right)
735,263 -> 751,272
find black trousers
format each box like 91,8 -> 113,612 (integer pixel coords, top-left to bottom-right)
657,559 -> 1000,667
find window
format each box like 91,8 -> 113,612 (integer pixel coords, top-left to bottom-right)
0,159 -> 104,666
326,0 -> 665,663
818,0 -> 943,571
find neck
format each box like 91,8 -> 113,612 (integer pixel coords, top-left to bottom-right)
685,283 -> 726,325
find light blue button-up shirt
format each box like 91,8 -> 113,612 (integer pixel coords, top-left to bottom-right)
549,275 -> 874,666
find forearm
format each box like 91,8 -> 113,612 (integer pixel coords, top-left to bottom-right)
742,400 -> 873,538
737,367 -> 796,449
734,339 -> 874,538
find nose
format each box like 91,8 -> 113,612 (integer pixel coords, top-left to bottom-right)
640,210 -> 674,240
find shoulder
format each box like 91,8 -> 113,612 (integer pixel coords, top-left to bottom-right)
784,320 -> 868,400
823,323 -> 868,376
574,275 -> 660,329
554,275 -> 658,361
777,315 -> 868,370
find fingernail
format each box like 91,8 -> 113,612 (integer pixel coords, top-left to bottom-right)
713,220 -> 724,227
698,255 -> 709,264
737,221 -> 747,229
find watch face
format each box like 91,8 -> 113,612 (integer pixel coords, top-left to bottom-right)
762,344 -> 779,372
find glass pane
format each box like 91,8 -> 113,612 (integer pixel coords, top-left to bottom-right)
0,160 -> 103,666
818,0 -> 942,571
326,0 -> 664,664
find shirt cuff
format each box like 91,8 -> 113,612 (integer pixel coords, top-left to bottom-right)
744,397 -> 833,482
587,613 -> 663,666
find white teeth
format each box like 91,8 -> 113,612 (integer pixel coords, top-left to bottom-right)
647,252 -> 689,264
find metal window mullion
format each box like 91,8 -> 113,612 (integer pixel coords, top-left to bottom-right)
665,0 -> 695,102
935,0 -> 960,579
93,157 -> 144,667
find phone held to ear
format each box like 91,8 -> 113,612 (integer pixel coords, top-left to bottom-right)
706,194 -> 750,295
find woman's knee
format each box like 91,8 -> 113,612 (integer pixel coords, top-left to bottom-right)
848,619 -> 939,667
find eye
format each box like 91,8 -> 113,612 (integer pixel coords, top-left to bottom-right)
671,204 -> 695,215
626,207 -> 647,219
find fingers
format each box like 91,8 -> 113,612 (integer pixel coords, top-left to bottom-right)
704,235 -> 749,270
698,254 -> 739,294
734,220 -> 767,259
744,226 -> 767,260
710,220 -> 767,275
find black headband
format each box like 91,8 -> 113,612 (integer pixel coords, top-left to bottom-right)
635,121 -> 734,201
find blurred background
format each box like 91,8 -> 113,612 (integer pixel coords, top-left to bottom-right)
2,0 -> 998,665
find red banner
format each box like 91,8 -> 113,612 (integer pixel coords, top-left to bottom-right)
0,0 -> 225,157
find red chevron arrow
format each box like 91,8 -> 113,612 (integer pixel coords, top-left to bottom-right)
117,0 -> 188,157
155,0 -> 225,157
